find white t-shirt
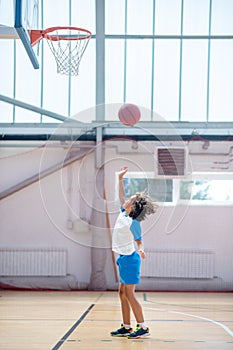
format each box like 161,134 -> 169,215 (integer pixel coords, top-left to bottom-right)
112,207 -> 142,255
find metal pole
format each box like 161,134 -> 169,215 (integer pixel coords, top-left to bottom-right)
0,94 -> 77,122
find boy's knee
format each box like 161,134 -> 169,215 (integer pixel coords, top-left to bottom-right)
119,288 -> 125,297
125,287 -> 134,299
119,285 -> 126,298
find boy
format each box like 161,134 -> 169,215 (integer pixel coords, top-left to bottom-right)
110,166 -> 157,339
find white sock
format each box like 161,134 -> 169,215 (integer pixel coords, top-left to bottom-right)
138,322 -> 147,329
123,323 -> 131,329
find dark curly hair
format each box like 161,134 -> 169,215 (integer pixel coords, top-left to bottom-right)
129,193 -> 158,221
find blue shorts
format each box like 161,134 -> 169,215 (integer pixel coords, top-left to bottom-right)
116,251 -> 141,285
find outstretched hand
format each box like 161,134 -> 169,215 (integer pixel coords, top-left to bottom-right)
119,166 -> 128,180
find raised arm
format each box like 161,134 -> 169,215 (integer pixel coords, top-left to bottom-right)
118,166 -> 128,206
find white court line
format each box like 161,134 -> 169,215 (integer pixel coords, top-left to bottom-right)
145,306 -> 233,338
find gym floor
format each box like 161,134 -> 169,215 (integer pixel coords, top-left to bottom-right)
0,290 -> 232,349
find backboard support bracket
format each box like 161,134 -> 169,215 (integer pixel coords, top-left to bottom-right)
15,27 -> 39,68
14,0 -> 39,69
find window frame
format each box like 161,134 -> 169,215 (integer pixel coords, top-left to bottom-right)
116,171 -> 233,206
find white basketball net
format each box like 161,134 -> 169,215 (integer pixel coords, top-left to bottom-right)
45,28 -> 91,76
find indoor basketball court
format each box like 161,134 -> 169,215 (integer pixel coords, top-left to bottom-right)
0,1 -> 233,349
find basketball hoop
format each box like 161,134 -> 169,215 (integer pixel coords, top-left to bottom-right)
31,26 -> 92,76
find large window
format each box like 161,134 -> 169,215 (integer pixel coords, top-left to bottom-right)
180,178 -> 233,202
105,0 -> 233,122
120,172 -> 233,205
0,0 -> 233,123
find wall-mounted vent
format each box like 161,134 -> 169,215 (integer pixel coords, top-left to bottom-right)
155,147 -> 187,177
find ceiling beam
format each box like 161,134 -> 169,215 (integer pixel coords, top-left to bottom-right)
0,122 -> 232,141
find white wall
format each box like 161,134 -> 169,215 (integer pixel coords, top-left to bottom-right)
0,144 -> 96,289
0,140 -> 233,290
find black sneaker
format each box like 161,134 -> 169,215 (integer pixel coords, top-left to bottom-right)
110,324 -> 133,337
127,325 -> 150,339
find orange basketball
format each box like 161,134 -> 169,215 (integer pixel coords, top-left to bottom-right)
118,103 -> 141,126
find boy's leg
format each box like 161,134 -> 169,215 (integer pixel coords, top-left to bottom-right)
110,283 -> 133,337
124,284 -> 144,323
125,284 -> 150,339
119,283 -> 131,324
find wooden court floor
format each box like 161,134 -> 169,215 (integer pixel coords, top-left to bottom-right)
0,290 -> 232,350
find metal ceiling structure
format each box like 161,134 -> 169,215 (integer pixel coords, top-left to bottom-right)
1,121 -> 233,142
0,94 -> 232,142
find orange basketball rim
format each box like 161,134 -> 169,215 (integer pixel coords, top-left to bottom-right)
30,26 -> 92,76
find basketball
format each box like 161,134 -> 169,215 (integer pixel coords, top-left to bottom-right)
118,103 -> 141,126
